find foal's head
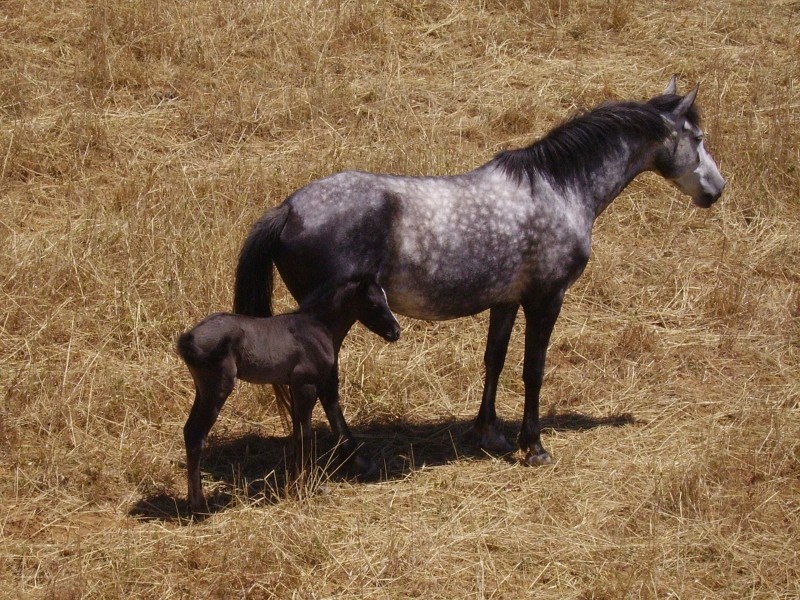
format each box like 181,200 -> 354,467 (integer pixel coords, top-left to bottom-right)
349,276 -> 402,342
651,76 -> 726,208
302,275 -> 401,342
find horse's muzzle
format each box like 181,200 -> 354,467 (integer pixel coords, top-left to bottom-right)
694,184 -> 725,208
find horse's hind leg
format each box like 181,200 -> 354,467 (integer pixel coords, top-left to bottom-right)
474,304 -> 518,454
183,360 -> 236,514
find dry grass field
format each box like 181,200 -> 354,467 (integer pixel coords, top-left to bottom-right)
1,0 -> 798,597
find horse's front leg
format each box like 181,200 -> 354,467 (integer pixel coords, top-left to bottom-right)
473,304 -> 519,454
518,291 -> 565,466
318,359 -> 378,479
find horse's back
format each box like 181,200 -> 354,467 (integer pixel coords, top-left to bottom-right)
276,171 -> 401,300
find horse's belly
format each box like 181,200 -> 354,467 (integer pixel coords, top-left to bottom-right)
383,267 -> 522,320
383,236 -> 587,320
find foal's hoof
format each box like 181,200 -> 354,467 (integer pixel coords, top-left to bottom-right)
523,449 -> 554,466
350,454 -> 379,481
476,429 -> 514,455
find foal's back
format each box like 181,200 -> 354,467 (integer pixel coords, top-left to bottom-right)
178,312 -> 336,386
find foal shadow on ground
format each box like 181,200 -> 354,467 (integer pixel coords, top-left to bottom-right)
128,410 -> 635,523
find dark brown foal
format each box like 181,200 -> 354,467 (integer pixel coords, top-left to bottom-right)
177,275 -> 401,513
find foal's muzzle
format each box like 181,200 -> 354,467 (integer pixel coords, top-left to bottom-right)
383,326 -> 401,342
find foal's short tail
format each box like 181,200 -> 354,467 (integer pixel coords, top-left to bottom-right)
176,330 -> 233,366
233,203 -> 293,430
233,203 -> 291,318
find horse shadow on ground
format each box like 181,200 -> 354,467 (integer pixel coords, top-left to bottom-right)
129,410 -> 635,523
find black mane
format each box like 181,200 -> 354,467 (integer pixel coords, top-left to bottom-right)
494,94 -> 701,189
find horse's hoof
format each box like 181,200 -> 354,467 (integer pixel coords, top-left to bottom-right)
523,449 -> 554,466
189,503 -> 210,517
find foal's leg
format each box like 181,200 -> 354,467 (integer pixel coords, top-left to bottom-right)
474,304 -> 518,454
518,290 -> 565,466
289,382 -> 318,482
318,360 -> 377,479
183,359 -> 236,514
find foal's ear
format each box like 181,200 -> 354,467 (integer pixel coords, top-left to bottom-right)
357,274 -> 378,294
663,74 -> 678,96
364,278 -> 389,305
365,278 -> 395,313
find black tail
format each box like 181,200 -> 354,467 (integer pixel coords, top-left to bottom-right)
233,203 -> 294,431
233,203 -> 291,317
176,330 -> 235,366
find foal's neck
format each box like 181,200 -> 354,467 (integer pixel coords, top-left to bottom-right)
308,307 -> 357,352
328,317 -> 356,351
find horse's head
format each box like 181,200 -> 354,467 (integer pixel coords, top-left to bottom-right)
652,77 -> 726,208
353,276 -> 401,342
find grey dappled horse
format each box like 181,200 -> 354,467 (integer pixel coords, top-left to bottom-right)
178,275 -> 400,512
233,77 -> 725,472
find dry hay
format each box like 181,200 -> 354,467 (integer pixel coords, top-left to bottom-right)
1,0 -> 798,598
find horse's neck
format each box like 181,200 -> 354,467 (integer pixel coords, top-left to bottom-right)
584,138 -> 660,219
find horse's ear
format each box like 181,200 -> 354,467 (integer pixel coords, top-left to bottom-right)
663,74 -> 678,96
673,84 -> 699,119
